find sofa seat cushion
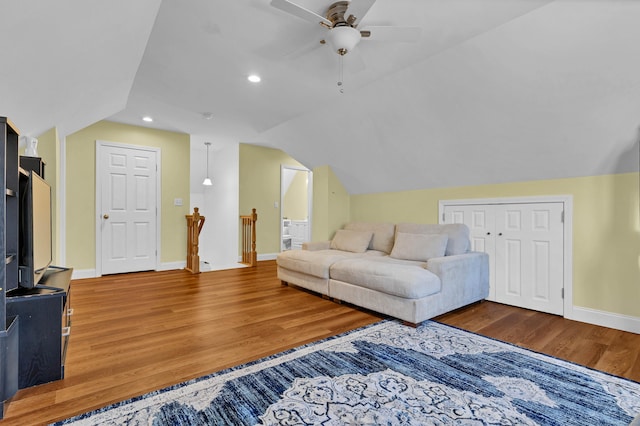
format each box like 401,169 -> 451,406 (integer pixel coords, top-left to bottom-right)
277,249 -> 384,279
330,257 -> 441,299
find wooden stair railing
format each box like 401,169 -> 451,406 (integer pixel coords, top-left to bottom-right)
240,208 -> 258,267
185,207 -> 206,273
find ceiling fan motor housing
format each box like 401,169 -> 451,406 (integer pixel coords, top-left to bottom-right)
326,1 -> 351,26
325,1 -> 362,55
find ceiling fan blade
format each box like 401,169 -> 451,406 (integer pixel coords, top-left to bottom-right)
270,0 -> 332,27
257,33 -> 323,60
345,0 -> 376,26
360,26 -> 421,42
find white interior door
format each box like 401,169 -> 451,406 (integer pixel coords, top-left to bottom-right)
97,142 -> 159,275
443,205 -> 497,300
443,201 -> 565,315
494,203 -> 564,315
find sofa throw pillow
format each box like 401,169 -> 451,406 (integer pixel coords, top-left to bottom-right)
390,232 -> 449,262
330,229 -> 374,253
396,223 -> 470,256
344,222 -> 395,253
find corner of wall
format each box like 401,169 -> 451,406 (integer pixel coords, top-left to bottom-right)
311,165 -> 350,241
311,165 -> 329,241
35,127 -> 61,265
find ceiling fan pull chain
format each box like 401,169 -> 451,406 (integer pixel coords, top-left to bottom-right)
338,55 -> 344,93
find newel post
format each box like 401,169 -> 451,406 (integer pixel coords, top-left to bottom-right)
185,207 -> 206,273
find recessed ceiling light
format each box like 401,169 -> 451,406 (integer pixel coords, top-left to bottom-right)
247,74 -> 261,83
142,116 -> 153,122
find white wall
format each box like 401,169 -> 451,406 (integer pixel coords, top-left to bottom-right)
190,136 -> 241,270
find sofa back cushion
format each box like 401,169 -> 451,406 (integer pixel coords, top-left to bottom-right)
330,229 -> 374,253
395,223 -> 470,256
389,232 -> 448,262
343,222 -> 395,253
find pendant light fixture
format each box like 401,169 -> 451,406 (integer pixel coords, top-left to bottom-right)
202,142 -> 213,186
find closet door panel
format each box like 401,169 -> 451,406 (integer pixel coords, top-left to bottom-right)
443,205 -> 496,301
495,203 -> 564,315
443,201 -> 564,313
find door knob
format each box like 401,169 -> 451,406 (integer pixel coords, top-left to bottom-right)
103,214 -> 109,219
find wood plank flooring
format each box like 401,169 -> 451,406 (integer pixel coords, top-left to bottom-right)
436,298 -> 640,382
2,260 -> 639,425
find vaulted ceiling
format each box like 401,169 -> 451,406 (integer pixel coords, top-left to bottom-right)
2,0 -> 639,194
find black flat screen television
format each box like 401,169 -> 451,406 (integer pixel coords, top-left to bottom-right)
19,171 -> 52,288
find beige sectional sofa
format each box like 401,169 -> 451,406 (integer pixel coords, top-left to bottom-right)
276,222 -> 489,325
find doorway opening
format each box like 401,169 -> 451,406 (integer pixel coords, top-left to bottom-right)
280,165 -> 312,251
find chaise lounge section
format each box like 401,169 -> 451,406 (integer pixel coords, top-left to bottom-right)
277,222 -> 489,325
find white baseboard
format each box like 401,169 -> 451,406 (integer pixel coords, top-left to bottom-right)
158,261 -> 185,271
567,306 -> 640,334
236,253 -> 278,263
258,253 -> 278,261
71,269 -> 97,280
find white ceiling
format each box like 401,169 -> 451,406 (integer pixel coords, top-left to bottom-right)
2,0 -> 639,194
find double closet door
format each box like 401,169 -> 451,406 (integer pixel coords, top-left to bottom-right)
442,201 -> 565,316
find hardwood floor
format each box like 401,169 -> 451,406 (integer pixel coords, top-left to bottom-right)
435,298 -> 640,382
2,260 -> 639,425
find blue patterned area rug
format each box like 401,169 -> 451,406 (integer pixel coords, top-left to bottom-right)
54,321 -> 640,425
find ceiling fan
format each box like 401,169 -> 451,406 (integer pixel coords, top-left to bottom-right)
270,0 -> 420,57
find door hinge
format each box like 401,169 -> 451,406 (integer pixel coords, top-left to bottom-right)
561,288 -> 564,299
442,213 -> 445,222
561,211 -> 564,223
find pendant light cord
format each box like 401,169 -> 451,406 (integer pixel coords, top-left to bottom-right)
203,142 -> 213,185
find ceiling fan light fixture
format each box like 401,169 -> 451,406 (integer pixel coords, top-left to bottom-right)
327,26 -> 361,55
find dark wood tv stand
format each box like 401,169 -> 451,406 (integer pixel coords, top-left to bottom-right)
6,266 -> 72,389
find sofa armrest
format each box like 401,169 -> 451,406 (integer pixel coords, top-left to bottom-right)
302,241 -> 331,251
426,251 -> 490,298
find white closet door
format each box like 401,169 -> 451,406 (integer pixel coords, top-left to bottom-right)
494,203 -> 564,315
443,202 -> 564,315
443,205 -> 497,301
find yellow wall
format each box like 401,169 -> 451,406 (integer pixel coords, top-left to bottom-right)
28,128 -> 61,264
311,165 -> 350,241
350,172 -> 640,317
310,166 -> 329,242
66,121 -> 190,270
239,144 -> 306,254
283,170 -> 308,221
238,145 -> 352,253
